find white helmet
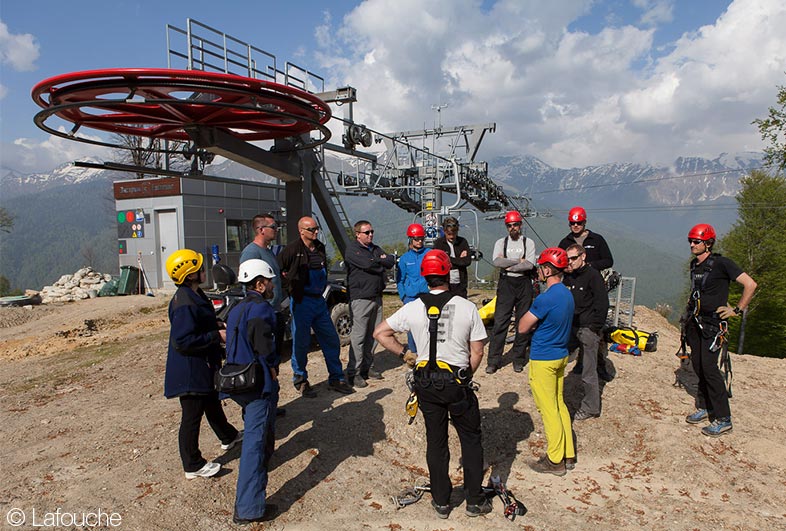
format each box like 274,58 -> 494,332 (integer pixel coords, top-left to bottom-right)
238,259 -> 275,283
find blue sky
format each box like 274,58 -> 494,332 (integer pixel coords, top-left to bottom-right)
2,0 -> 784,174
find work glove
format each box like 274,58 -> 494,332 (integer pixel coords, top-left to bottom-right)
403,352 -> 418,368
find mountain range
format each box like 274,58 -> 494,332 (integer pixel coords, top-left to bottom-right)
0,151 -> 762,312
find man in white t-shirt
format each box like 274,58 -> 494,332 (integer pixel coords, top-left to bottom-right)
374,250 -> 490,519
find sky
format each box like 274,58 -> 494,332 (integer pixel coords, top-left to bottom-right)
1,0 -> 785,175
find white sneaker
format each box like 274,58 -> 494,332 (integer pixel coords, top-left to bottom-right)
185,461 -> 221,479
221,430 -> 244,451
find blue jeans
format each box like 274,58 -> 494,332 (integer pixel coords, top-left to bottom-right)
290,295 -> 344,383
402,296 -> 418,353
232,387 -> 278,520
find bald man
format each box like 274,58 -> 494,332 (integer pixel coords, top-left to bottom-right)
278,217 -> 353,397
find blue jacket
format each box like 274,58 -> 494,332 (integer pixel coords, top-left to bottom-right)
397,247 -> 429,300
225,291 -> 279,397
164,286 -> 223,398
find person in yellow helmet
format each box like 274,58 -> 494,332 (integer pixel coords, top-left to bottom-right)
163,249 -> 240,479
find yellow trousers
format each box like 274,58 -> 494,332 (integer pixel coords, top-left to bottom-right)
529,357 -> 575,464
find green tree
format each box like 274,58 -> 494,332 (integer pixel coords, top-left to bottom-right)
753,81 -> 786,173
0,207 -> 14,233
720,170 -> 786,357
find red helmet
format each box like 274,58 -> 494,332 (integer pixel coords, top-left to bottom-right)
568,206 -> 587,223
688,223 -> 716,241
504,211 -> 523,224
406,223 -> 425,238
420,249 -> 451,277
537,247 -> 568,269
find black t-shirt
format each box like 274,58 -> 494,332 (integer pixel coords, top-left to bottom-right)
691,254 -> 743,314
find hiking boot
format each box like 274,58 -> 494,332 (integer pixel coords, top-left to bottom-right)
574,410 -> 599,421
351,375 -> 368,388
513,363 -> 525,373
220,430 -> 243,451
529,456 -> 567,477
685,409 -> 708,424
465,498 -> 493,517
366,368 -> 384,380
232,503 -> 279,525
485,364 -> 498,374
701,417 -> 732,437
296,380 -> 317,398
185,461 -> 220,479
565,456 -> 577,470
329,380 -> 355,395
431,500 -> 451,519
598,368 -> 615,382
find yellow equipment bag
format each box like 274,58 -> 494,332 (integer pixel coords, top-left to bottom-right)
478,297 -> 496,326
607,327 -> 658,352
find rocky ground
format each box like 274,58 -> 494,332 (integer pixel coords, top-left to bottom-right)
1,292 -> 785,531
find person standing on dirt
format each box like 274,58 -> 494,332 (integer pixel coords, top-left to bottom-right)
163,249 -> 241,480
683,223 -> 756,437
374,250 -> 491,519
518,248 -> 575,476
240,214 -> 283,311
277,217 -> 354,398
486,211 -> 537,375
563,243 -> 609,421
396,223 -> 429,356
345,220 -> 395,388
558,206 -> 614,382
432,216 -> 472,298
225,259 -> 280,524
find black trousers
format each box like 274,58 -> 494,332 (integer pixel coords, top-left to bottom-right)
487,275 -> 532,366
414,376 -> 484,506
178,393 -> 238,472
685,319 -> 731,420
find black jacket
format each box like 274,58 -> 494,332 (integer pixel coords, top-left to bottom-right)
563,264 -> 609,330
345,240 -> 395,300
558,230 -> 614,271
277,238 -> 328,304
433,236 -> 471,289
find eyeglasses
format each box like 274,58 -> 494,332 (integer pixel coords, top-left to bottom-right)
506,222 -> 521,228
258,224 -> 278,231
688,238 -> 704,245
358,230 -> 374,235
302,226 -> 320,233
567,255 -> 581,262
569,221 -> 585,226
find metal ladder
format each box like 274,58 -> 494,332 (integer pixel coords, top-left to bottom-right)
315,146 -> 352,235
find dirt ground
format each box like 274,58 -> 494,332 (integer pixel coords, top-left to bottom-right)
1,292 -> 785,531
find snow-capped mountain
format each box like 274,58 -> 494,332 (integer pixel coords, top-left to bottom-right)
1,157 -> 112,198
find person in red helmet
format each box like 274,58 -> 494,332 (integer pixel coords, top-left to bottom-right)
433,216 -> 472,298
486,211 -> 537,374
374,249 -> 491,518
396,223 -> 429,355
558,206 -> 614,381
518,247 -> 576,476
682,223 -> 756,437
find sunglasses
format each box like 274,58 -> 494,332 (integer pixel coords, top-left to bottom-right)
569,221 -> 585,226
688,238 -> 704,245
567,255 -> 581,262
358,230 -> 374,235
258,224 -> 278,231
506,222 -> 521,228
302,226 -> 320,233
411,237 -> 424,241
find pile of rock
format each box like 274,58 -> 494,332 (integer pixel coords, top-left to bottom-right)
40,267 -> 113,304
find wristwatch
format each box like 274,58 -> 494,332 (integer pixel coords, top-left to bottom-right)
399,346 -> 409,358
733,306 -> 742,315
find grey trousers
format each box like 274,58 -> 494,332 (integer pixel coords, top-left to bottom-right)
577,327 -> 602,415
346,297 -> 382,377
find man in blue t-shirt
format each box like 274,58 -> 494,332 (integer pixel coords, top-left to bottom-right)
518,247 -> 575,476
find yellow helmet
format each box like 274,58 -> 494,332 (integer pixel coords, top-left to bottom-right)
165,249 -> 204,285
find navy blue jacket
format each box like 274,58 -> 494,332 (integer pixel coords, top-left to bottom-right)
164,286 -> 223,398
225,291 -> 280,397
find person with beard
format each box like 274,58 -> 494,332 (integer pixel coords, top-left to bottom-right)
225,259 -> 280,524
432,216 -> 472,298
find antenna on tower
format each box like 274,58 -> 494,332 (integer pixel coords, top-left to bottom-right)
430,102 -> 449,130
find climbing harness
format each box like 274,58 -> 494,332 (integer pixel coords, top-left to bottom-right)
482,475 -> 528,521
714,320 -> 733,398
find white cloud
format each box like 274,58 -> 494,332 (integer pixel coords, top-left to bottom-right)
2,132 -> 111,174
311,0 -> 785,167
0,20 -> 40,71
0,83 -> 7,101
